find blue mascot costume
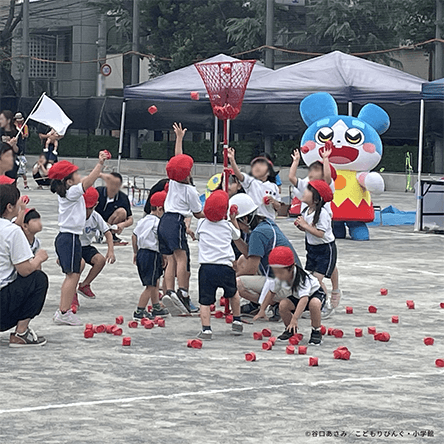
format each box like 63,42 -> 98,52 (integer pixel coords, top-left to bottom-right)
299,92 -> 390,240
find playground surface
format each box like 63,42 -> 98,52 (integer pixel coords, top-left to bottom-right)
1,175 -> 443,444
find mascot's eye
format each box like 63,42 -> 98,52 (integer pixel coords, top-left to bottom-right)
345,128 -> 363,145
315,127 -> 334,144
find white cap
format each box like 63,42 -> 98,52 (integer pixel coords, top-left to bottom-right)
229,194 -> 258,219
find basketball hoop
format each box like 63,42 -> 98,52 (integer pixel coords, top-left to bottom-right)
195,60 -> 256,193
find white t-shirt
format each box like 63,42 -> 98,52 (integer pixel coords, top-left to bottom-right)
303,207 -> 335,245
164,180 -> 202,217
58,183 -> 86,235
196,218 -> 241,266
80,211 -> 110,247
271,271 -> 320,301
0,219 -> 34,290
133,214 -> 160,252
293,177 -> 335,216
241,174 -> 281,220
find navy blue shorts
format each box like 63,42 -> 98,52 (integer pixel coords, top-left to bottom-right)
198,264 -> 237,306
305,241 -> 337,279
136,249 -> 163,287
287,289 -> 326,312
158,212 -> 189,256
55,232 -> 82,274
81,245 -> 101,265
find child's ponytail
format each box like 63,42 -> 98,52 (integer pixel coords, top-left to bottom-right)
50,179 -> 67,197
307,184 -> 325,225
290,264 -> 309,295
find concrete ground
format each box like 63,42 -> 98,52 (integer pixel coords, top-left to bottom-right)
1,173 -> 443,444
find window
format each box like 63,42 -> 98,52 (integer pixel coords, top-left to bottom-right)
29,34 -> 57,78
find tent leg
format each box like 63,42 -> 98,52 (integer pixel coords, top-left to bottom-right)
348,101 -> 353,116
213,116 -> 218,175
117,100 -> 127,173
414,99 -> 425,232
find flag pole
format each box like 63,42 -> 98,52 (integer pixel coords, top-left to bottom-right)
16,92 -> 46,138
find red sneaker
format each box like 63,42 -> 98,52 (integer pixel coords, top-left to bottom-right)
72,293 -> 80,308
78,284 -> 96,299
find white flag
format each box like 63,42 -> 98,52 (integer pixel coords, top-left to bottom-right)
29,95 -> 73,135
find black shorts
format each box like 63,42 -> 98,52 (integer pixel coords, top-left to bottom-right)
158,212 -> 188,256
287,289 -> 326,312
0,271 -> 48,331
198,264 -> 237,306
55,232 -> 82,274
305,241 -> 337,279
137,249 -> 163,287
81,245 -> 101,265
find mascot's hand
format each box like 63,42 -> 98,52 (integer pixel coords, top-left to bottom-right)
357,172 -> 384,195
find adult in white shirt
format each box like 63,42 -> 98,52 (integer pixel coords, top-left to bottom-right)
0,184 -> 49,347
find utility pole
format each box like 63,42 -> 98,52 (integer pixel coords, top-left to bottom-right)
21,0 -> 29,97
264,0 -> 274,154
130,0 -> 140,158
97,15 -> 106,98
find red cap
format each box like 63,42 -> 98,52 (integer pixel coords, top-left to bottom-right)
150,191 -> 167,208
166,154 -> 194,182
47,160 -> 79,180
83,187 -> 99,208
308,179 -> 333,202
0,175 -> 15,184
204,190 -> 229,222
268,246 -> 295,268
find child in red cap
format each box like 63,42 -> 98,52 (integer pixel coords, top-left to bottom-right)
132,191 -> 169,320
195,190 -> 243,339
76,187 -> 116,306
253,246 -> 326,344
294,180 -> 337,316
157,122 -> 204,315
49,152 -> 108,326
289,145 -> 341,313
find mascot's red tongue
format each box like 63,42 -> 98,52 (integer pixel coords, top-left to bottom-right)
322,146 -> 359,164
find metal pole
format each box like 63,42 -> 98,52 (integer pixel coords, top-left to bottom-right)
436,0 -> 444,80
213,115 -> 218,175
21,0 -> 29,97
348,101 -> 353,116
414,99 -> 425,232
130,0 -> 140,159
265,0 -> 274,69
117,100 -> 127,173
97,15 -> 106,98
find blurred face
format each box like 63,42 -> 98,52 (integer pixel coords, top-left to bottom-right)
66,171 -> 81,187
272,266 -> 293,283
228,176 -> 242,198
0,149 -> 14,172
237,217 -> 250,233
39,155 -> 46,163
251,160 -> 269,180
0,113 -> 10,129
107,175 -> 122,196
302,188 -> 314,205
24,218 -> 42,235
308,166 -> 323,181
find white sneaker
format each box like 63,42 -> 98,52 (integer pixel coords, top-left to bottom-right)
162,295 -> 188,316
53,309 -> 82,326
321,299 -> 335,319
197,329 -> 213,340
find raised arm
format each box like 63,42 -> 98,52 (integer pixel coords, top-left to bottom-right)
227,147 -> 244,182
320,146 -> 332,184
173,122 -> 187,156
289,149 -> 300,187
81,151 -> 107,191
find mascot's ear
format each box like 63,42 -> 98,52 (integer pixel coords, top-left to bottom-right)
300,92 -> 338,126
357,104 -> 390,135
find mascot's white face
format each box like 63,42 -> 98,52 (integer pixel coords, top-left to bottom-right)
299,93 -> 390,172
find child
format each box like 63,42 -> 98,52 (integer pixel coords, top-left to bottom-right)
77,187 -> 116,303
228,147 -> 281,220
49,153 -> 107,326
32,153 -> 51,188
132,190 -> 169,320
158,122 -> 204,315
294,180 -> 337,302
253,246 -> 326,344
289,146 -> 341,310
195,190 -> 243,339
43,128 -> 61,156
22,208 -> 42,255
14,113 -> 29,189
